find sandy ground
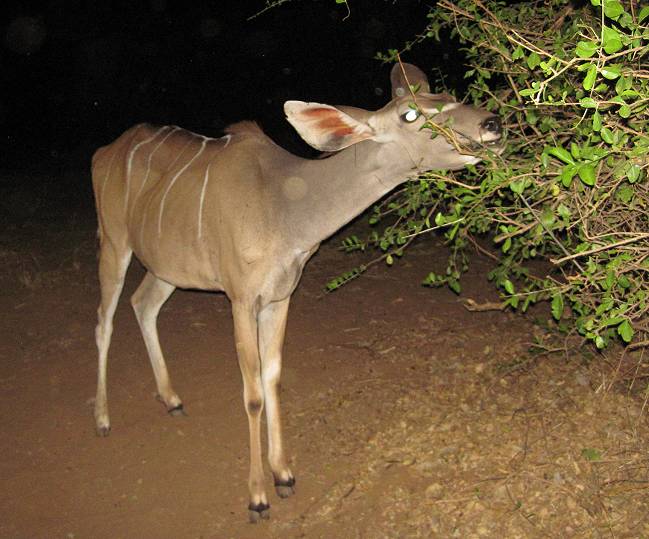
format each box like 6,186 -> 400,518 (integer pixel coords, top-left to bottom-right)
1,168 -> 648,538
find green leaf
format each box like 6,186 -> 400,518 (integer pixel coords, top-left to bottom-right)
551,293 -> 564,321
615,76 -> 633,94
602,25 -> 623,54
616,184 -> 634,203
578,164 -> 596,186
640,6 -> 649,22
626,164 -> 641,183
557,204 -> 571,220
503,279 -> 515,295
618,104 -> 631,118
561,164 -> 578,187
512,45 -> 524,60
618,274 -> 631,289
575,40 -> 598,59
525,109 -> 538,125
583,64 -> 597,90
604,270 -> 615,291
509,179 -> 527,194
603,0 -> 624,19
618,319 -> 634,343
592,110 -> 602,131
548,146 -> 575,164
581,448 -> 602,461
527,52 -> 541,69
619,89 -> 640,98
600,64 -> 621,80
540,206 -> 555,227
448,279 -> 461,294
570,142 -> 581,159
325,266 -> 365,291
386,254 -> 394,266
580,97 -> 598,108
600,127 -> 614,144
596,299 -> 614,316
603,316 -> 625,327
422,272 -> 437,286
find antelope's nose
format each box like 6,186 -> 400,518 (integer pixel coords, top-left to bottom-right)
482,116 -> 502,135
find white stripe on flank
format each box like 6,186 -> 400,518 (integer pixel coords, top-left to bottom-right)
139,191 -> 156,252
100,148 -> 118,216
165,138 -> 194,178
197,165 -> 210,240
180,127 -> 221,141
139,129 -> 187,245
197,135 -> 232,240
125,126 -> 168,211
158,137 -> 207,236
133,126 -> 179,209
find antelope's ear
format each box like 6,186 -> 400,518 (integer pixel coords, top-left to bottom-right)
284,101 -> 376,152
390,63 -> 431,99
429,93 -> 457,103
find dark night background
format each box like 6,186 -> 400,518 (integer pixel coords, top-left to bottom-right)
1,0 -> 468,180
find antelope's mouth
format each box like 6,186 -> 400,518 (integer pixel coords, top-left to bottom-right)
485,138 -> 504,147
457,133 -> 507,154
473,137 -> 506,151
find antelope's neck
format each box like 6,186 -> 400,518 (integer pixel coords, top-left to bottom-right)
277,141 -> 416,251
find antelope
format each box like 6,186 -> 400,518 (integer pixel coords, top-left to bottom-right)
91,62 -> 504,522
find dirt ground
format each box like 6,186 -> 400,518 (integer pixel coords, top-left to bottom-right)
1,167 -> 648,539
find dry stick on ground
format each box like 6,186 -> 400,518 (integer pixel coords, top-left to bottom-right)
462,298 -> 505,312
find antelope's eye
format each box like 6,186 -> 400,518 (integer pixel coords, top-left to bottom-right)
402,109 -> 420,123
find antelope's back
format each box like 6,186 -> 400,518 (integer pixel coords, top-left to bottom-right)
91,122 -> 278,291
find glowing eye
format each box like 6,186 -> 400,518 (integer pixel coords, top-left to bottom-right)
402,109 -> 420,123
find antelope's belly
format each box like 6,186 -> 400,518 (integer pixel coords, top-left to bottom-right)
129,228 -> 223,292
137,247 -> 224,291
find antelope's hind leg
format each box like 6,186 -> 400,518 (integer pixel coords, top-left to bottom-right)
94,242 -> 133,436
131,272 -> 184,414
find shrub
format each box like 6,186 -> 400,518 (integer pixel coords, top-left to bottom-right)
333,0 -> 648,351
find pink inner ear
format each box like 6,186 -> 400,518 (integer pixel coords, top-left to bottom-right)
302,107 -> 355,138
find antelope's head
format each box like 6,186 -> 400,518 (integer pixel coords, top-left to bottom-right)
285,62 -> 505,172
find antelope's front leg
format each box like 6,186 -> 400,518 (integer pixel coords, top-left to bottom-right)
258,298 -> 295,499
232,302 -> 269,522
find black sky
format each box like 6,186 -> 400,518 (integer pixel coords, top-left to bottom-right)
1,0 -> 464,169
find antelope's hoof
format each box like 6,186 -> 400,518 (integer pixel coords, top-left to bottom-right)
94,414 -> 111,437
95,424 -> 111,437
248,502 -> 270,523
275,476 -> 296,499
167,403 -> 186,417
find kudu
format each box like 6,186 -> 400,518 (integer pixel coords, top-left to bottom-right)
91,63 -> 503,521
